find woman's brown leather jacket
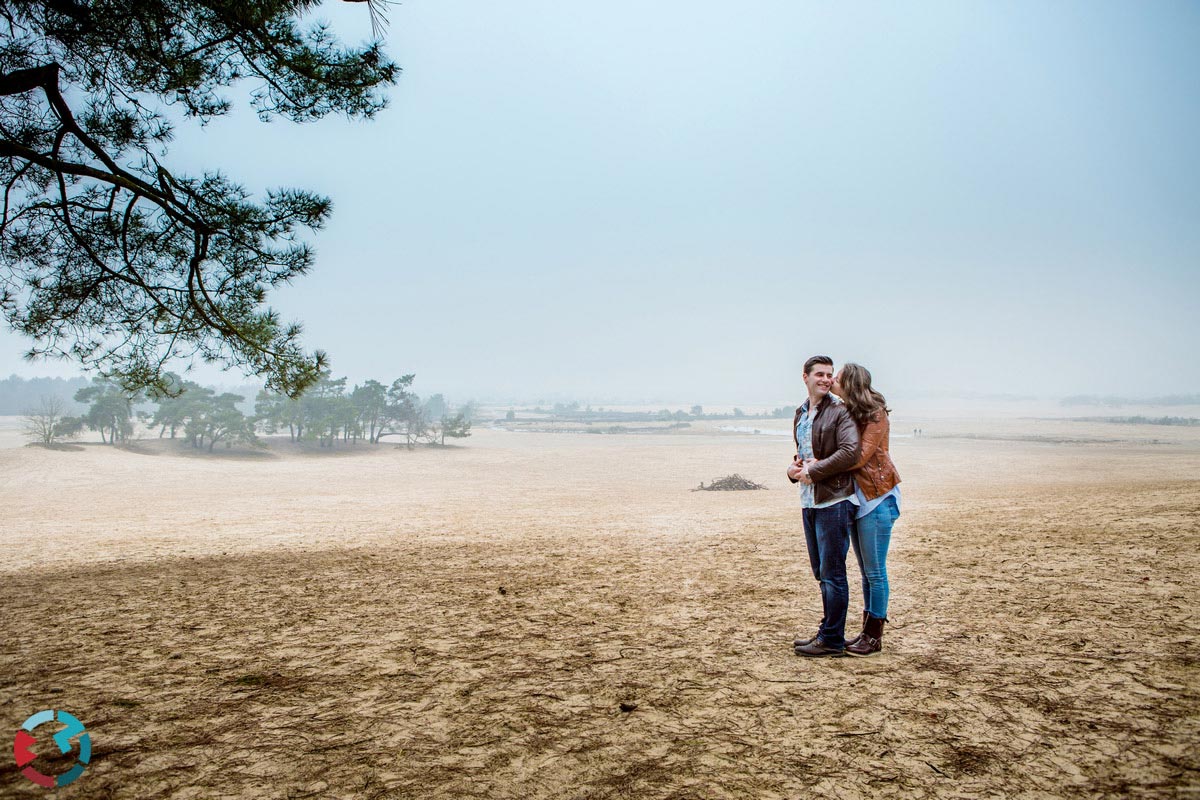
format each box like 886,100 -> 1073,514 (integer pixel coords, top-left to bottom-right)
852,411 -> 901,500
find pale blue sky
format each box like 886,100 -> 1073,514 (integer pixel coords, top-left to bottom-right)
4,1 -> 1198,403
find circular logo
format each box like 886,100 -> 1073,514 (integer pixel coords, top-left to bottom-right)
12,710 -> 91,788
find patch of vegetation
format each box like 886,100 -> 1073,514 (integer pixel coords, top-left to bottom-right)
234,674 -> 267,687
693,474 -> 768,491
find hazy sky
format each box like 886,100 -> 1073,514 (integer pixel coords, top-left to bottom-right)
4,1 -> 1197,403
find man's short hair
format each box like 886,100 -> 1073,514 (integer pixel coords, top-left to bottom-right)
803,355 -> 834,376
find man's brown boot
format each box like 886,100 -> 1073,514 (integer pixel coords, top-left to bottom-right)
845,615 -> 884,657
794,636 -> 845,658
793,618 -> 826,648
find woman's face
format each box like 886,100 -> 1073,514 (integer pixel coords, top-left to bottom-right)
832,370 -> 845,397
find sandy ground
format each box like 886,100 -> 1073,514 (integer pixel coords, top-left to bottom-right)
1,414 -> 1198,798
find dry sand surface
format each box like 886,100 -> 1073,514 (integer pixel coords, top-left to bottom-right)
1,413 -> 1199,798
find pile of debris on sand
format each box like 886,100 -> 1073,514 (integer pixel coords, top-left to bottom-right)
692,474 -> 768,491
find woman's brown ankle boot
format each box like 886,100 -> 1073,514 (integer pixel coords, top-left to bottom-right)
846,615 -> 884,657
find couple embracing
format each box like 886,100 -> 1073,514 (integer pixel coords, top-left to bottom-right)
787,355 -> 901,658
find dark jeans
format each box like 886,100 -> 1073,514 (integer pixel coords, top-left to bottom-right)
802,499 -> 854,648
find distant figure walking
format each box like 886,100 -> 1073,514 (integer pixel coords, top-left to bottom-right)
833,363 -> 901,657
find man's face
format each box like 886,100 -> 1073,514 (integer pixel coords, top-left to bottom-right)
805,363 -> 835,400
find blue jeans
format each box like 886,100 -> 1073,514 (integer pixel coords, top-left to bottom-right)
851,494 -> 899,620
802,500 -> 854,648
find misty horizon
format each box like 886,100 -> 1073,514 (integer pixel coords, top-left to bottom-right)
3,371 -> 1198,414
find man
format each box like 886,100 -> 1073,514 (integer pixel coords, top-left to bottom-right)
787,355 -> 862,657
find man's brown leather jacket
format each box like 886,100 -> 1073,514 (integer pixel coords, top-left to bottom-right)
790,394 -> 862,505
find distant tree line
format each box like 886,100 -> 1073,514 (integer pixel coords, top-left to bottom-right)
1061,394 -> 1200,407
514,404 -> 794,423
253,374 -> 472,448
24,373 -> 472,450
1,375 -> 90,414
1075,416 -> 1200,427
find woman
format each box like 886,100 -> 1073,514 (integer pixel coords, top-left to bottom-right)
832,363 -> 901,657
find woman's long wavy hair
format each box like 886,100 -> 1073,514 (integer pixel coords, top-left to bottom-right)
838,363 -> 890,427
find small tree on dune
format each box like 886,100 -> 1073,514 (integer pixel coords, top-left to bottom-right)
23,396 -> 82,444
151,376 -> 205,438
351,379 -> 389,443
438,411 -> 472,445
74,378 -> 137,443
204,393 -> 256,451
